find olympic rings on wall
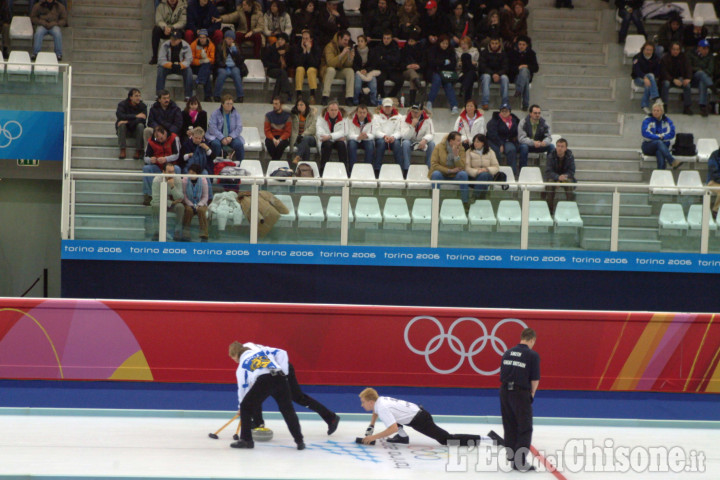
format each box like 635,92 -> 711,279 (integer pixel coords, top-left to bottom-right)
0,121 -> 23,148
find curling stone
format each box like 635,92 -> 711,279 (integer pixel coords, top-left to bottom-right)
252,427 -> 274,442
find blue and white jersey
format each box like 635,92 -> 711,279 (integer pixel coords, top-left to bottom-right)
235,343 -> 289,406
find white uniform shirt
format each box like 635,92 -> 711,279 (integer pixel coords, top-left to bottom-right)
235,344 -> 289,407
374,396 -> 421,427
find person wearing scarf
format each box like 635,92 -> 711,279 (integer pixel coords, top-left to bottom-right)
399,103 -> 435,168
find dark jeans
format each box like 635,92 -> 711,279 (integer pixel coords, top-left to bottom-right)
320,140 -> 348,174
265,137 -> 290,160
500,387 -> 534,470
618,7 -> 646,42
294,135 -> 317,162
459,70 -> 478,103
545,181 -> 576,214
151,26 -> 171,59
407,409 -> 481,446
267,67 -> 293,99
376,70 -> 404,99
239,373 -> 303,444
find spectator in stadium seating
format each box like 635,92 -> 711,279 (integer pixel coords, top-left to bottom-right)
397,0 -> 421,41
471,0 -> 507,20
213,30 -> 246,102
27,0 -> 66,14
264,97 -> 292,160
190,29 -> 215,101
641,100 -> 679,170
143,125 -> 182,206
207,94 -> 245,160
289,97 -> 318,164
479,37 -> 509,111
116,88 -> 148,160
518,104 -> 554,171
399,102 -> 435,168
420,0 -> 451,47
263,1 -> 292,45
374,31 -> 404,100
182,163 -> 210,241
292,0 -> 319,37
688,39 -> 714,117
631,42 -> 661,115
684,16 -> 708,49
151,161 -> 185,241
213,0 -> 236,15
500,0 -> 527,48
555,0 -> 573,7
707,148 -> 720,220
363,0 -> 397,43
429,131 -> 470,208
145,90 -> 184,145
487,103 -> 521,174
455,36 -> 479,104
508,35 -> 537,112
453,99 -> 485,150
465,133 -> 499,195
30,0 -> 67,61
656,13 -> 683,58
182,97 -> 208,139
373,98 -> 405,173
181,126 -> 215,173
220,0 -> 263,59
156,30 -> 194,102
151,0 -> 187,65
400,32 -> 425,107
543,137 -> 576,215
263,32 -> 294,102
316,99 -> 348,173
293,29 -> 322,103
320,30 -> 355,107
317,0 -> 349,48
449,3 -> 474,47
185,0 -> 222,45
616,0 -> 645,45
1,0 -> 12,59
476,9 -> 502,48
426,35 -> 460,114
660,41 -> 693,115
352,34 -> 379,106
347,104 -> 376,170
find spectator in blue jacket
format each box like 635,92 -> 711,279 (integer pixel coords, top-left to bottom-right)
641,101 -> 680,170
486,103 -> 521,175
707,148 -> 720,219
185,0 -> 222,45
632,42 -> 661,114
207,94 -> 245,160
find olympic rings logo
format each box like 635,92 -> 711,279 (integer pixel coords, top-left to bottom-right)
0,121 -> 23,148
404,316 -> 528,375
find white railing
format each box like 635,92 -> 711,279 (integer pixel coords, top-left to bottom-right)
60,65 -> 72,240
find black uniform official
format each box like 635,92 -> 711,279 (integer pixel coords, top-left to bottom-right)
499,327 -> 540,472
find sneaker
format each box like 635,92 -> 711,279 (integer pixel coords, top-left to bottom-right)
119,148 -> 126,159
671,161 -> 684,170
149,57 -> 158,65
327,415 -> 340,435
134,149 -> 143,160
296,441 -> 306,450
425,101 -> 433,112
481,104 -> 489,110
700,105 -> 709,117
30,54 -> 37,61
235,97 -> 244,103
143,194 -> 152,206
450,106 -> 459,114
642,106 -> 651,114
321,96 -> 329,106
488,430 -> 505,447
386,434 -> 409,444
683,106 -> 693,115
230,439 -> 254,449
56,55 -> 62,61
345,97 -> 354,107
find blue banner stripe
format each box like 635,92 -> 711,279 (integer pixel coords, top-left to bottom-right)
0,110 -> 64,161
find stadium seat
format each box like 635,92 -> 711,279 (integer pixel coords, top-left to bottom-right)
687,204 -> 717,235
493,166 -> 518,191
382,197 -> 411,230
658,203 -> 688,235
0,50 -> 5,79
34,52 -> 59,82
697,138 -> 718,163
322,162 -> 349,188
439,199 -> 467,231
345,0 -> 361,11
649,170 -> 678,196
354,197 -> 382,228
518,166 -> 544,192
242,127 -> 264,155
528,201 -> 554,232
239,159 -> 264,185
468,200 -> 496,232
677,170 -> 704,195
406,164 -> 431,191
273,194 -> 296,227
379,164 -> 405,190
348,27 -> 363,43
266,160 -> 293,186
6,51 -> 32,81
496,200 -> 522,232
295,161 -> 322,189
9,16 -> 33,41
297,196 -> 325,228
623,35 -> 645,65
694,3 -> 719,26
554,201 -> 583,232
411,198 -> 432,230
350,163 -> 377,188
326,196 -> 354,228
244,59 -> 267,88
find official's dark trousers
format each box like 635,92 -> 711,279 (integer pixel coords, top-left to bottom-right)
500,387 -> 533,468
320,140 -> 348,174
240,373 -> 303,444
407,409 -> 480,446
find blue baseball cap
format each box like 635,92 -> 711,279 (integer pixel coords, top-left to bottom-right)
698,39 -> 710,48
500,103 -> 511,111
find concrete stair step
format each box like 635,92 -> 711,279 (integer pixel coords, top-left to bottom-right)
75,214 -> 145,229
533,18 -> 600,32
579,203 -> 653,216
71,5 -> 143,19
577,192 -> 649,205
553,121 -> 621,136
73,72 -> 144,86
71,16 -> 144,29
69,50 -> 140,63
73,27 -> 143,40
73,133 -> 119,147
531,31 -> 603,43
72,97 -> 127,110
75,203 -> 149,215
72,108 -> 120,122
73,39 -> 141,52
552,110 -> 619,123
534,41 -> 605,55
576,170 -> 644,182
73,84 -> 143,99
546,86 -> 613,100
73,120 -> 119,135
528,0 -> 606,7
583,226 -> 659,241
532,8 -> 600,20
544,75 -> 612,88
538,52 -> 607,66
72,158 -> 144,170
71,61 -> 143,75
76,180 -> 142,194
575,159 -> 640,171
583,215 -> 659,228
74,226 -> 146,241
72,145 -> 126,158
73,0 -> 142,7
580,237 -> 662,252
572,148 -> 639,160
75,191 -> 144,205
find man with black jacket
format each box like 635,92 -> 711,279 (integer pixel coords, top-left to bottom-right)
660,41 -> 693,114
263,32 -> 294,102
400,32 -> 426,106
116,88 -> 148,160
373,31 -> 404,100
144,90 -> 184,146
507,35 -> 538,112
362,0 -> 397,43
317,0 -> 349,48
420,0 -> 451,47
486,103 -> 521,174
479,37 -> 509,110
544,138 -> 575,215
0,0 -> 11,59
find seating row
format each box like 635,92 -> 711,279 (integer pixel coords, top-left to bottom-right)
615,2 -> 717,31
649,169 -> 712,195
658,203 -> 718,236
640,138 -> 717,165
1,50 -> 59,81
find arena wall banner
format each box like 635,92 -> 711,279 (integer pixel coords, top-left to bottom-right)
0,110 -> 64,161
1,298 -> 719,393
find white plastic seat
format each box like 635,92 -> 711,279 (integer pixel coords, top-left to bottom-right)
674,2 -> 694,23
623,35 -> 645,64
554,201 -> 583,231
379,164 -> 405,190
528,201 -> 553,232
295,161 -> 322,188
354,197 -> 382,228
326,196 -> 354,227
0,50 -> 4,79
493,166 -> 517,191
242,126 -> 263,153
322,162 -> 349,188
407,164 -> 431,190
439,199 -> 468,231
10,16 -> 33,40
468,200 -> 496,231
266,160 -> 293,186
677,170 -> 704,195
244,59 -> 266,85
411,198 -> 432,230
33,52 -> 59,82
649,170 -> 678,195
296,196 -> 325,228
518,166 -> 544,192
273,194 -> 296,227
348,27 -> 363,43
239,159 -> 264,185
658,203 -> 688,235
694,3 -> 719,26
697,138 -> 718,163
496,200 -> 521,232
344,0 -> 361,11
687,204 -> 717,234
6,51 -> 32,81
382,197 -> 411,229
350,163 -> 377,188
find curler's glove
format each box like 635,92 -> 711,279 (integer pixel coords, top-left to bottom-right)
365,424 -> 375,436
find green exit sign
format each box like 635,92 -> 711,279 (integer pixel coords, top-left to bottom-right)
17,159 -> 40,167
